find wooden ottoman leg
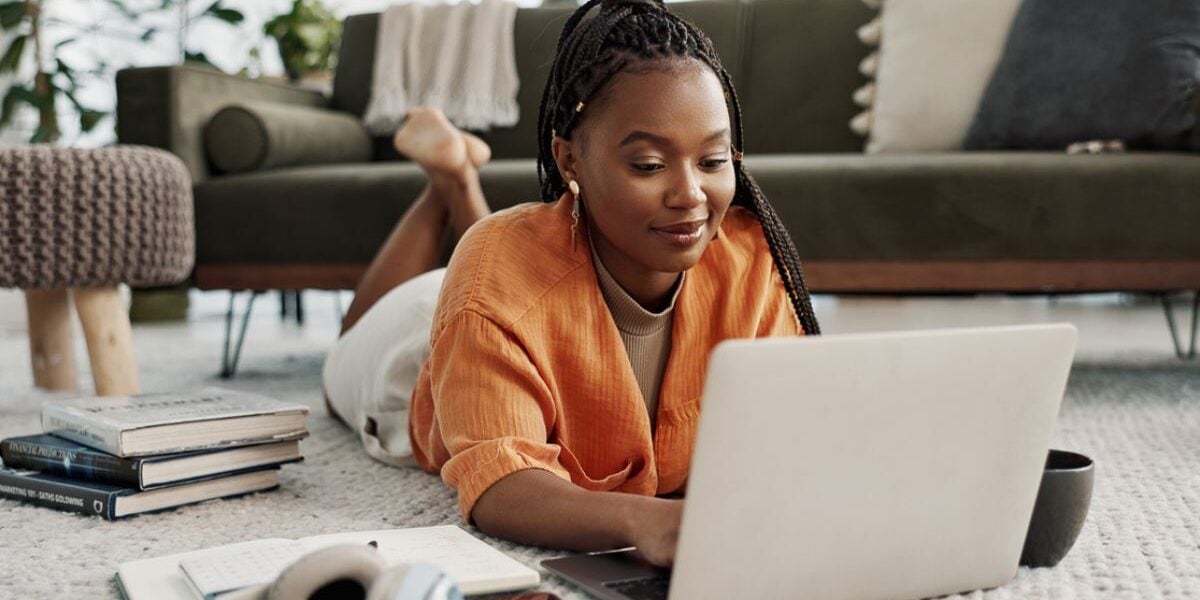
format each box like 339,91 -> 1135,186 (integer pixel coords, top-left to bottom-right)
24,289 -> 78,390
74,286 -> 140,396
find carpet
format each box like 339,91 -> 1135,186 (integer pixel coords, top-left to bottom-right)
0,304 -> 1198,599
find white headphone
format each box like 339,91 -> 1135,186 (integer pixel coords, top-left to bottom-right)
251,544 -> 464,600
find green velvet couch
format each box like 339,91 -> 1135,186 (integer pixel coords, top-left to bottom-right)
116,0 -> 1200,297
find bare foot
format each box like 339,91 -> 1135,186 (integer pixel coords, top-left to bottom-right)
392,107 -> 469,176
463,132 -> 492,168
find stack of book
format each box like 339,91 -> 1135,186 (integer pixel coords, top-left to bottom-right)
0,387 -> 310,520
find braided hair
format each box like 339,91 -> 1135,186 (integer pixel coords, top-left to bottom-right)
535,0 -> 821,335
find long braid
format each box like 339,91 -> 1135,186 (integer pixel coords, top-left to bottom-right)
535,0 -> 821,335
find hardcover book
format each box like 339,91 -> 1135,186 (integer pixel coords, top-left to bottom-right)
40,387 -> 309,457
0,434 -> 303,489
0,465 -> 280,520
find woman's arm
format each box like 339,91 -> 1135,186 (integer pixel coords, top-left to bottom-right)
471,469 -> 684,567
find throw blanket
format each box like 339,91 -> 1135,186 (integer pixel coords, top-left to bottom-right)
364,0 -> 520,133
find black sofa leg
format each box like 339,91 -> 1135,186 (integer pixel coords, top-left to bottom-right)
1159,290 -> 1199,360
294,290 -> 304,325
220,290 -> 261,379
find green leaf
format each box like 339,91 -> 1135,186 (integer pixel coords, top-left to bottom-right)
0,84 -> 29,125
79,109 -> 104,132
0,34 -> 25,73
183,50 -> 217,70
0,1 -> 25,30
54,58 -> 77,86
31,121 -> 55,143
207,6 -> 243,24
102,0 -> 141,20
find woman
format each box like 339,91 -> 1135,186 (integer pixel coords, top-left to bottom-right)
323,0 -> 821,567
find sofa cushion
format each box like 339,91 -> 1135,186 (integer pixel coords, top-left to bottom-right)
965,0 -> 1200,150
193,160 -> 540,264
740,0 -> 875,154
745,152 -> 1200,260
204,101 -> 372,174
854,0 -> 1022,153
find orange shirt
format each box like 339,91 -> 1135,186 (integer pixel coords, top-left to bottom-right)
408,194 -> 804,519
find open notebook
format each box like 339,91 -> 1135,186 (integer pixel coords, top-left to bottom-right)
115,525 -> 540,600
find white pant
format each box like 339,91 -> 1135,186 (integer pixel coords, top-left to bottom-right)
322,268 -> 446,467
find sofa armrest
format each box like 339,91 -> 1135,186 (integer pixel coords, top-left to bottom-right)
116,65 -> 327,183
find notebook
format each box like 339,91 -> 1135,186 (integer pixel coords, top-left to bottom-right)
115,525 -> 539,600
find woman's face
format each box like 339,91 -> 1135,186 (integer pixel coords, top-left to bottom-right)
553,60 -> 737,306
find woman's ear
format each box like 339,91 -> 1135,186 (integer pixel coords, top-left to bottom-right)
551,135 -> 580,185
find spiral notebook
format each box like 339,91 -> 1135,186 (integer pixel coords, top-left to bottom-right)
115,525 -> 539,600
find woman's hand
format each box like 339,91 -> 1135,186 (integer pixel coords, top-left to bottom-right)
472,469 -> 687,567
628,497 -> 684,567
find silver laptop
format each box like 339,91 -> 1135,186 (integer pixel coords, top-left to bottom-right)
543,323 -> 1078,600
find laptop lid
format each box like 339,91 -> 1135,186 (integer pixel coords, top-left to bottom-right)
669,323 -> 1077,600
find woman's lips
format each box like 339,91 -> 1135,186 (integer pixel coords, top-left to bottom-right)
653,222 -> 705,247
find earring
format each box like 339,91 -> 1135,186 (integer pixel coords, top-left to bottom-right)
568,180 -> 581,251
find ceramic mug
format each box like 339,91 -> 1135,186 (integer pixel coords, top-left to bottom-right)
1019,449 -> 1095,568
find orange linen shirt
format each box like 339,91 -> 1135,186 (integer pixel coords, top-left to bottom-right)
408,194 -> 804,519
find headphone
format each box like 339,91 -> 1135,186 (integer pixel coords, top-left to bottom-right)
262,544 -> 464,600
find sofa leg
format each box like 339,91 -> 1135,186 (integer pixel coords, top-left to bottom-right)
24,289 -> 78,391
294,290 -> 304,325
1159,291 -> 1199,360
74,286 -> 140,396
220,290 -> 261,379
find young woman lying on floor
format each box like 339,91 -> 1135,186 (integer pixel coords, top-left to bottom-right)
323,0 -> 820,567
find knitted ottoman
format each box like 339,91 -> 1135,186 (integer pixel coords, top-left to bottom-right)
0,145 -> 194,396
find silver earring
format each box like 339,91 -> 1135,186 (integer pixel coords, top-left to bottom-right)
568,180 -> 581,250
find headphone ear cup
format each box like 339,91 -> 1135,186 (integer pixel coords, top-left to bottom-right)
366,563 -> 464,600
267,544 -> 386,600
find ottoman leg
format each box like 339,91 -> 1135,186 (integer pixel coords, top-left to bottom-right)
74,286 -> 141,396
24,289 -> 78,390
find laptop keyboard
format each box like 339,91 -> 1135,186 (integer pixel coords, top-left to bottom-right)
604,576 -> 671,600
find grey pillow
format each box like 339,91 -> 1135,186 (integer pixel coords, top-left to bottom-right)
205,101 -> 373,174
965,0 -> 1200,151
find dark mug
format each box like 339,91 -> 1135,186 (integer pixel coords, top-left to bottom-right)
1019,449 -> 1095,568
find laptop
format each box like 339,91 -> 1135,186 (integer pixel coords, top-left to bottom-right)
543,323 -> 1078,600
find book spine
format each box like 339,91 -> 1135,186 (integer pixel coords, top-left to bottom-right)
0,440 -> 141,487
41,405 -> 124,456
0,471 -> 116,520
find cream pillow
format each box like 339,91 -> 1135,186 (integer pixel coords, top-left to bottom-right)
849,0 -> 1023,153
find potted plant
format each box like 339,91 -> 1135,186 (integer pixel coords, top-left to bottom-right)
264,0 -> 340,85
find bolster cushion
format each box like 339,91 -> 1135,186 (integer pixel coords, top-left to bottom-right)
204,101 -> 373,174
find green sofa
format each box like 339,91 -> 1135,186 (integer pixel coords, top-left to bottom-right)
116,0 -> 1200,297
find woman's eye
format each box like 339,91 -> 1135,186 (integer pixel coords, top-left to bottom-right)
702,159 -> 729,169
633,163 -> 664,172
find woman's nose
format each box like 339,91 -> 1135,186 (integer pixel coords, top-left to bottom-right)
667,167 -> 706,208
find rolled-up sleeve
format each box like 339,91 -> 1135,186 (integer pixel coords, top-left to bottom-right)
429,309 -> 572,520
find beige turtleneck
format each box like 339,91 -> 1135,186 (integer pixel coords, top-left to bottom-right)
590,238 -> 682,428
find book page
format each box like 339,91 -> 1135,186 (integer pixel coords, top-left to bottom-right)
298,526 -> 539,595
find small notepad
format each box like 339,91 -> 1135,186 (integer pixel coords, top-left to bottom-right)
117,526 -> 539,600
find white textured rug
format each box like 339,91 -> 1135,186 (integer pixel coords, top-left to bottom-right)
0,293 -> 1198,599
